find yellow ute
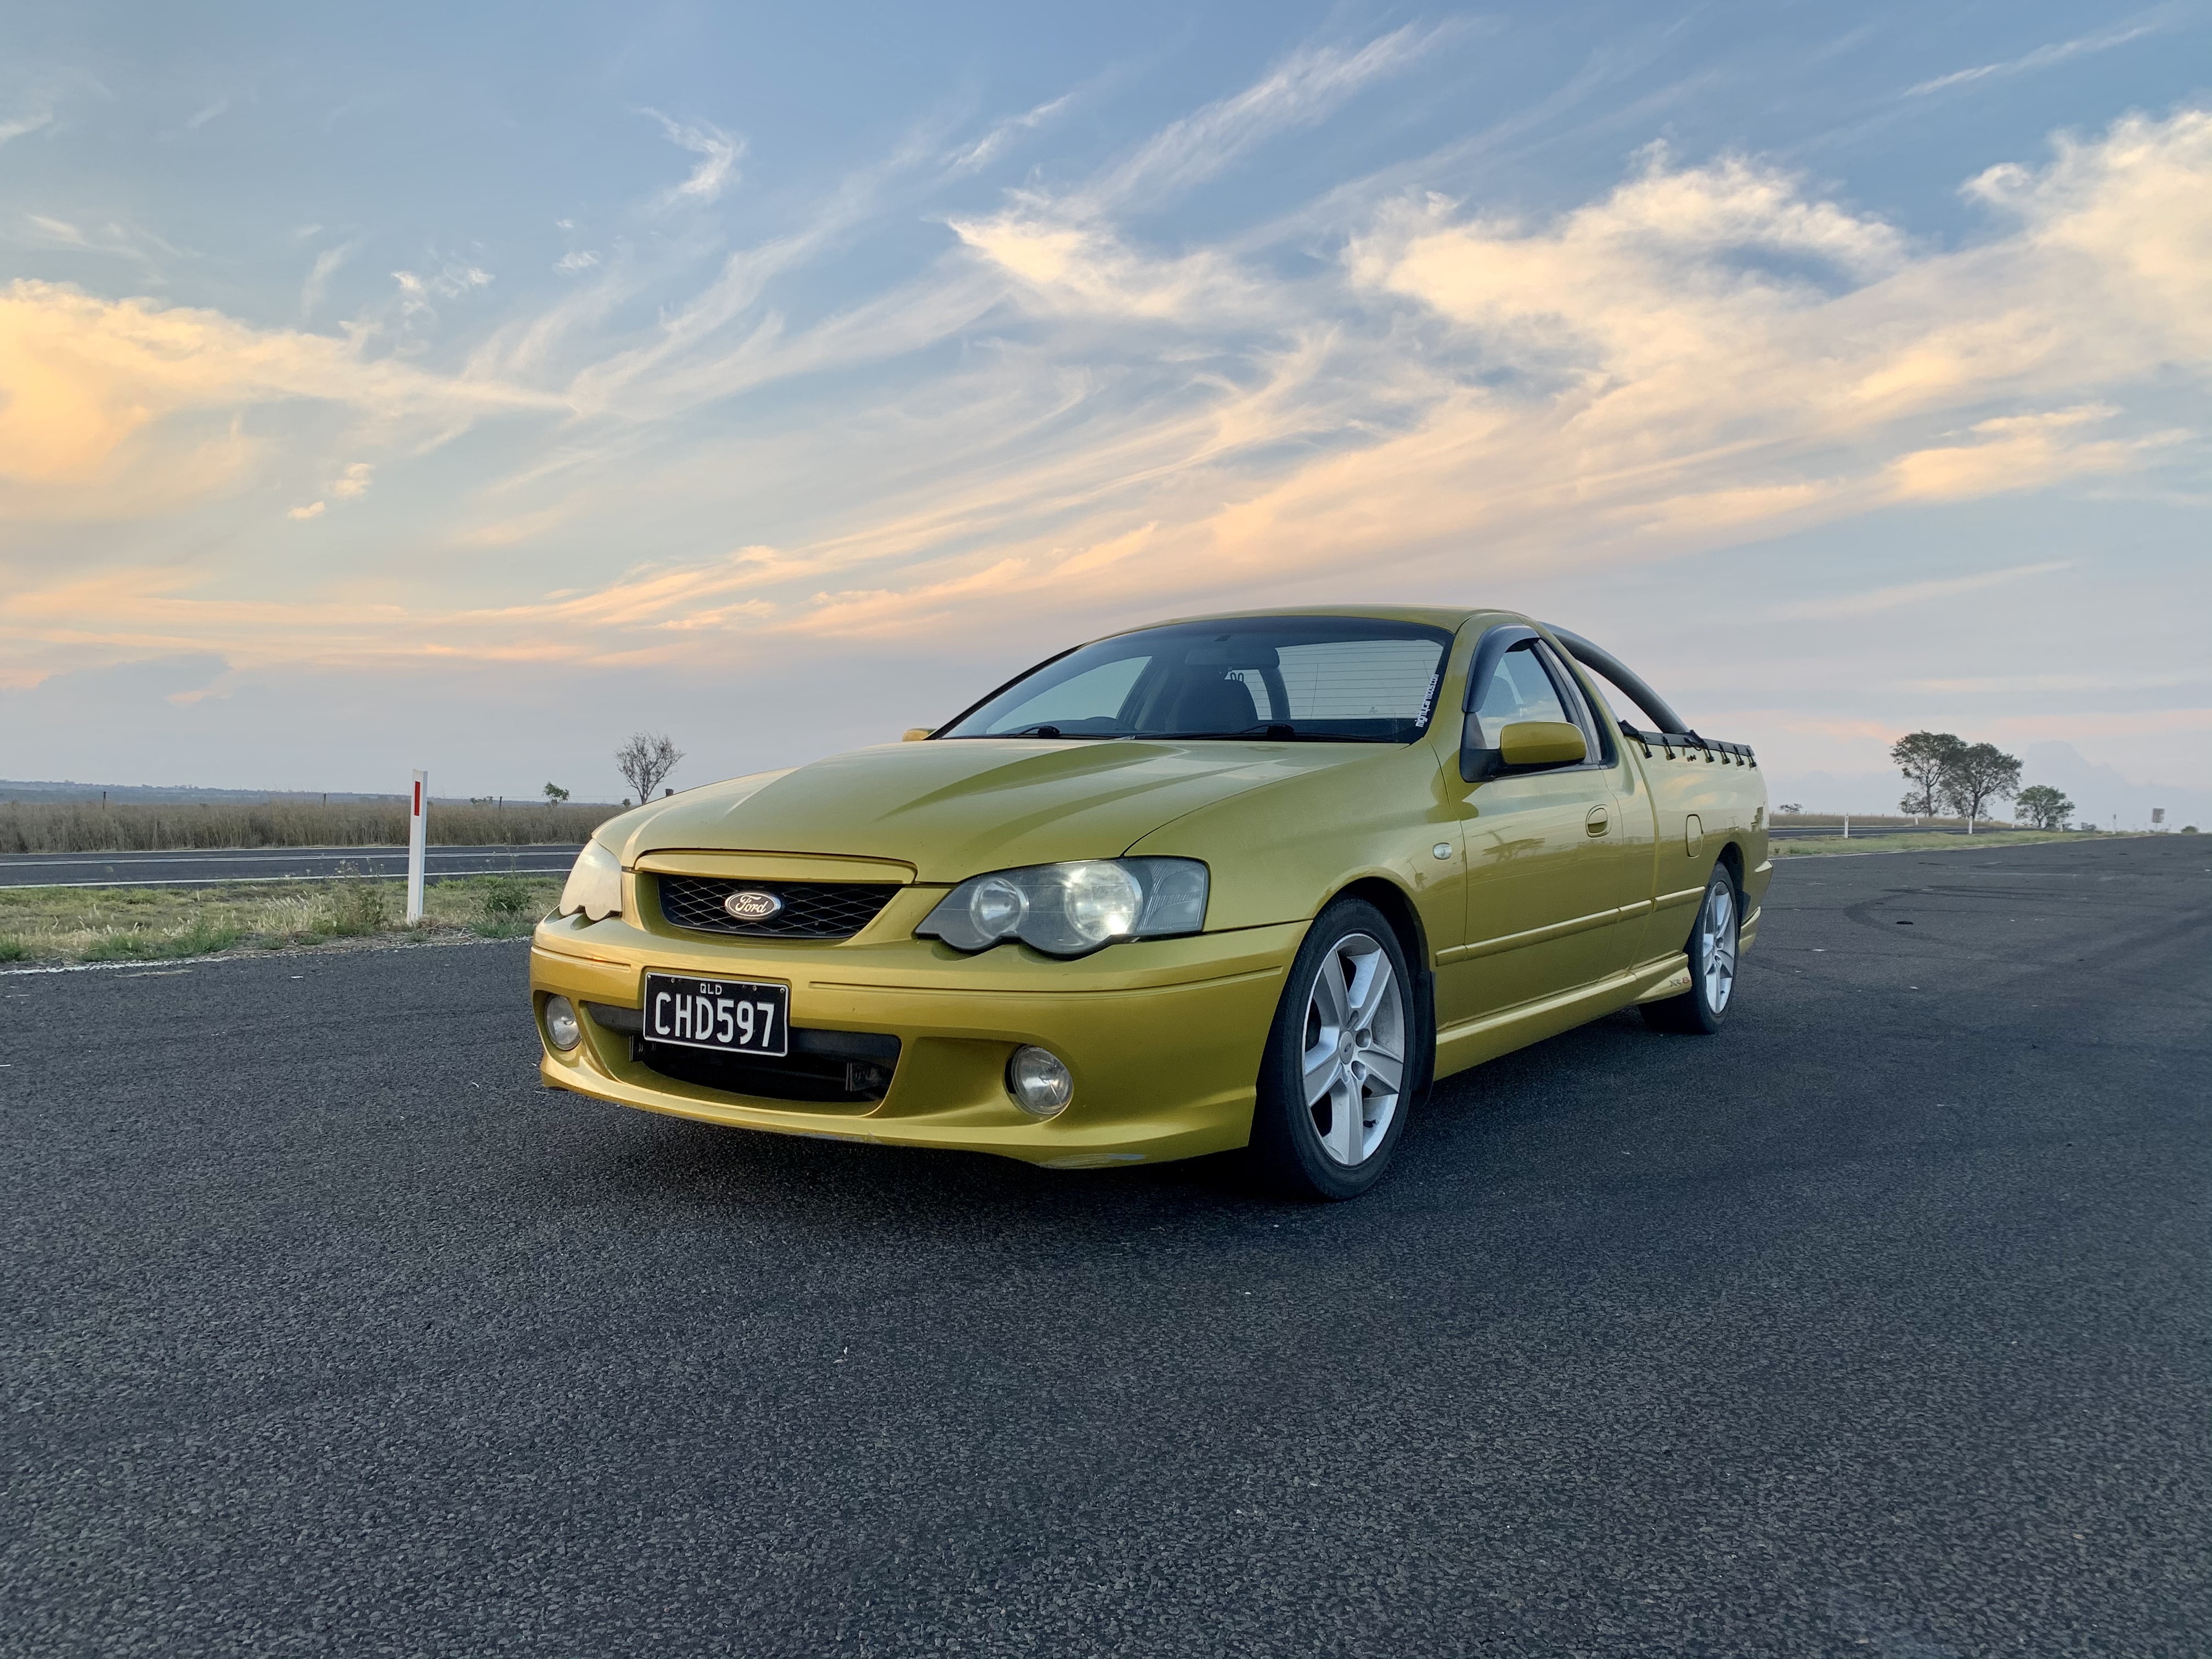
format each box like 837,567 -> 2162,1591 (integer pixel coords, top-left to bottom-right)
531,606 -> 1769,1199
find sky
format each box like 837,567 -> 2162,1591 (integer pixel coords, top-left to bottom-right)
1,0 -> 2207,819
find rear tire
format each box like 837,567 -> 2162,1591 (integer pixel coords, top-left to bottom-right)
1641,864 -> 1739,1035
1247,898 -> 1420,1201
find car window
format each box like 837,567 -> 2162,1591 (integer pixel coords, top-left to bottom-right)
977,657 -> 1149,735
940,616 -> 1453,742
1534,641 -> 1611,765
1470,642 -> 1571,746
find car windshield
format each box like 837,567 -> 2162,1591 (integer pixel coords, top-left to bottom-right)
938,616 -> 1454,743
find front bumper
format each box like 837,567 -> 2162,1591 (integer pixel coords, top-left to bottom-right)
529,906 -> 1302,1167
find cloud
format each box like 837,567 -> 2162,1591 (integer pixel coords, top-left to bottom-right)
1,104 -> 55,145
950,95 -> 1071,173
1767,561 -> 2069,622
184,98 -> 230,130
4,73 -> 2209,719
287,500 -> 325,520
27,215 -> 88,246
949,212 -> 1260,321
1905,20 -> 2164,97
391,260 -> 493,320
646,112 -> 743,207
554,249 -> 600,274
1884,407 -> 2173,500
0,279 -> 557,519
331,461 -> 372,498
1094,26 -> 1447,208
300,239 -> 359,316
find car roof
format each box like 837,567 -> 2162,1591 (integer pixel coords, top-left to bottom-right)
1132,603 -> 1511,633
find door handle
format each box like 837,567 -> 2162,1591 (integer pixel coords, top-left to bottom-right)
1585,805 -> 1610,836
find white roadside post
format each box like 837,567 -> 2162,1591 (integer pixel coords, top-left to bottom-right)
407,769 -> 428,924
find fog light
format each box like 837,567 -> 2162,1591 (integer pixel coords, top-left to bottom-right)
544,995 -> 582,1051
1007,1045 -> 1073,1116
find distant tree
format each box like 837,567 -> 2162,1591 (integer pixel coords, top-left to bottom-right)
543,782 -> 571,805
1777,803 -> 1802,814
615,732 -> 684,803
1939,742 -> 2022,833
2013,784 -> 2073,830
1891,731 -> 1965,817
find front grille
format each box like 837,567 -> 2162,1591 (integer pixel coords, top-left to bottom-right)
654,876 -> 900,940
636,1028 -> 900,1105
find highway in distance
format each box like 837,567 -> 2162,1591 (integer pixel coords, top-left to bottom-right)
4,837 -> 2205,1656
0,844 -> 583,889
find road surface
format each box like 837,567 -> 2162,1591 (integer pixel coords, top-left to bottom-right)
4,836 -> 2205,1656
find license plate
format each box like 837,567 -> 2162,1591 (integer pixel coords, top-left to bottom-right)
641,972 -> 789,1057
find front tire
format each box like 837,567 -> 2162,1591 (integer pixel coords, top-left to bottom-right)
1642,864 -> 1740,1035
1248,898 -> 1419,1200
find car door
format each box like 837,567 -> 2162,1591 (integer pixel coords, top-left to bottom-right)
1433,632 -> 1643,1030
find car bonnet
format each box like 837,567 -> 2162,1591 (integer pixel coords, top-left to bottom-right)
607,738 -> 1376,882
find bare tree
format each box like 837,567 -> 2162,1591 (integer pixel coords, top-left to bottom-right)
1891,730 -> 1963,817
1939,742 -> 2022,833
614,732 -> 684,803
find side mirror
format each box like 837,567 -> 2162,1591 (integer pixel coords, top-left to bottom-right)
1498,720 -> 1587,769
1459,718 -> 1588,782
901,727 -> 935,743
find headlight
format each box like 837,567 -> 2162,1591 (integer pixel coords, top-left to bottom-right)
556,839 -> 624,921
918,859 -> 1206,956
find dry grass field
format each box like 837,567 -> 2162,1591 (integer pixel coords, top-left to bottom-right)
0,873 -> 565,965
1769,827 -> 2119,856
0,799 -> 617,855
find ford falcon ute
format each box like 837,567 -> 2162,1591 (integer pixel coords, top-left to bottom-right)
531,607 -> 1770,1199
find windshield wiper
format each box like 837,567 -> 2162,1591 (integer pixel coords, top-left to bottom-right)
986,724 -> 1119,739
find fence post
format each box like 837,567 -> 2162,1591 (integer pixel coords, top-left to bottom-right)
1842,814 -> 1849,840
407,769 -> 427,924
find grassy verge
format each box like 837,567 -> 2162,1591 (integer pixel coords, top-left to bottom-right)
0,799 -> 618,854
0,872 -> 563,966
1771,828 -> 2139,857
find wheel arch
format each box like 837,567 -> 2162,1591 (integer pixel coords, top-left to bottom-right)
1330,874 -> 1427,968
1327,875 -> 1436,1096
1714,839 -> 1747,889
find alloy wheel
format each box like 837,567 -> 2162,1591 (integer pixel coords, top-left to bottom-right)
1300,932 -> 1407,1165
1700,881 -> 1737,1013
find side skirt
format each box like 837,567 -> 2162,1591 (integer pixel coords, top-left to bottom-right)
1433,953 -> 1689,1080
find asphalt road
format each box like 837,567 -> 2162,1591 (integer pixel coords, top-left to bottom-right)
0,844 -> 582,889
1768,825 -> 2005,839
4,837 -> 2206,1657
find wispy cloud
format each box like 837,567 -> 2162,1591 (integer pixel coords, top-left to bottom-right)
1,103 -> 55,145
1767,562 -> 2069,621
646,111 -> 743,207
1905,18 -> 2164,97
26,214 -> 87,246
300,238 -> 359,316
949,94 -> 1072,173
1094,25 -> 1448,208
184,98 -> 230,130
391,259 -> 492,320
